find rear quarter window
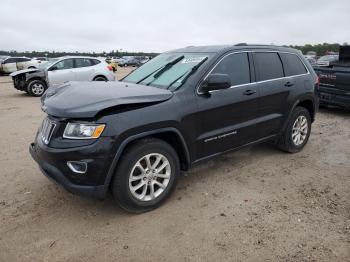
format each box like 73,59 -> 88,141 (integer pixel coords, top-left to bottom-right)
254,52 -> 284,81
279,53 -> 308,76
90,59 -> 101,65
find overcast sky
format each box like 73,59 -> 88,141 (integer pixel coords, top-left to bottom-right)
1,0 -> 349,53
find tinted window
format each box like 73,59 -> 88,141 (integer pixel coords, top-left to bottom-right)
17,58 -> 31,62
211,53 -> 250,86
254,52 -> 284,81
75,58 -> 92,68
90,59 -> 101,65
3,58 -> 15,64
53,59 -> 74,70
280,53 -> 307,76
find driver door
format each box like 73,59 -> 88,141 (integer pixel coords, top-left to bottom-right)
47,58 -> 75,86
194,52 -> 260,159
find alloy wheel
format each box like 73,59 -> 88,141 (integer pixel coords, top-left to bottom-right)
292,115 -> 308,146
32,83 -> 45,95
129,153 -> 171,202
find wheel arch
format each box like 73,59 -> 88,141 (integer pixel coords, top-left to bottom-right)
297,99 -> 316,122
282,97 -> 316,133
26,77 -> 47,87
93,75 -> 108,81
103,128 -> 191,191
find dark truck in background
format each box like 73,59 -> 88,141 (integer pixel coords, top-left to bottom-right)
314,46 -> 350,109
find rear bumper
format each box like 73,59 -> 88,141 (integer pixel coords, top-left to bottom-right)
319,85 -> 350,108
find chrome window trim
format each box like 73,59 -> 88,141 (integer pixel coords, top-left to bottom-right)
196,50 -> 310,95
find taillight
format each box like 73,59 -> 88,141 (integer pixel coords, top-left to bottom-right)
107,65 -> 113,71
315,76 -> 320,86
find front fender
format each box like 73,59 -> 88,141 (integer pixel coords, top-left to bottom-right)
102,127 -> 190,192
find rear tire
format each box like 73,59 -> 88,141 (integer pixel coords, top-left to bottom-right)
93,76 -> 107,81
26,79 -> 46,97
277,107 -> 311,153
111,138 -> 180,213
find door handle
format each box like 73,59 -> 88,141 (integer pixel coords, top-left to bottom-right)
284,81 -> 294,87
243,90 -> 257,96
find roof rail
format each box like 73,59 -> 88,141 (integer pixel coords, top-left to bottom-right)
234,43 -> 248,46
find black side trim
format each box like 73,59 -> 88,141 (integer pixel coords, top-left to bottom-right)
193,134 -> 278,165
103,128 -> 190,189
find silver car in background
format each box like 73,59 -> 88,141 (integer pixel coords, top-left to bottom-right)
10,56 -> 116,96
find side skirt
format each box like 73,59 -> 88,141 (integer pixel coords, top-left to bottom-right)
190,134 -> 279,168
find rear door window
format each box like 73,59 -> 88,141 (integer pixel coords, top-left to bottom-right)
279,53 -> 308,76
211,52 -> 250,86
75,58 -> 93,68
254,52 -> 284,81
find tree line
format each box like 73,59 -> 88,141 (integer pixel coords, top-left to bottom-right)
289,43 -> 348,56
0,43 -> 348,58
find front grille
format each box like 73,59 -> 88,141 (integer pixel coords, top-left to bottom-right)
41,118 -> 56,145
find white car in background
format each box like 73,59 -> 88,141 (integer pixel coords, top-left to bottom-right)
11,56 -> 116,96
0,57 -> 42,73
46,56 -> 115,86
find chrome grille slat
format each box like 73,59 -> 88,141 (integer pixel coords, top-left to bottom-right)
41,118 -> 56,145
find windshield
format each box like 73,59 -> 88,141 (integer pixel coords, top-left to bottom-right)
122,52 -> 211,91
38,58 -> 59,69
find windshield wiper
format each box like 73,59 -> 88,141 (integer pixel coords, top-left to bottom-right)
167,57 -> 208,89
136,55 -> 184,84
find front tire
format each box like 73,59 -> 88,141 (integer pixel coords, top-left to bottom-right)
111,138 -> 180,213
277,107 -> 311,153
26,79 -> 46,97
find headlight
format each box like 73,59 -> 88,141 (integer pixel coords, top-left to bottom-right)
63,123 -> 105,139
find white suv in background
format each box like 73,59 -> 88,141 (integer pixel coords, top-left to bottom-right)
0,57 -> 38,73
10,56 -> 116,96
46,56 -> 115,86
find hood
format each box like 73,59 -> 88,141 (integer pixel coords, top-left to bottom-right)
10,68 -> 40,77
41,81 -> 173,118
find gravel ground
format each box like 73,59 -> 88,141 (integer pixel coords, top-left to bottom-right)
0,69 -> 349,261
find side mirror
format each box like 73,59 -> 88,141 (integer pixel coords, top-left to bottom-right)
200,73 -> 231,93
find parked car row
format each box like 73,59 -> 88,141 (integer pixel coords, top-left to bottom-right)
10,56 -> 115,96
118,56 -> 150,67
304,52 -> 339,67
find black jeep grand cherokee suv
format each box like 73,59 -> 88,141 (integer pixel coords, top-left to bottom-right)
30,45 -> 319,213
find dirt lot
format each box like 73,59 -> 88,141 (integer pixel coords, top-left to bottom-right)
0,68 -> 349,262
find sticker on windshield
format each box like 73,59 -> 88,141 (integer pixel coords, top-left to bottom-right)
181,57 -> 207,64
